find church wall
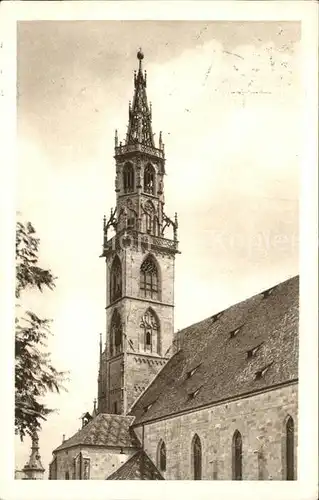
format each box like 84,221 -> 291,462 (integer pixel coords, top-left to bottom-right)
54,446 -> 136,480
134,383 -> 298,480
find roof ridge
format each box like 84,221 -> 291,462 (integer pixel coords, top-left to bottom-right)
174,275 -> 299,338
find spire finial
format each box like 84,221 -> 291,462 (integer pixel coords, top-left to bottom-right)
137,48 -> 144,71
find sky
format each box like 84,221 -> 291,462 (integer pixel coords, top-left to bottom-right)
15,20 -> 300,476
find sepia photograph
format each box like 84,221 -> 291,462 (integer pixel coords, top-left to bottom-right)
0,2 -> 317,498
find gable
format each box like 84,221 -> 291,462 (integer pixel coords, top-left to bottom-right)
106,450 -> 164,480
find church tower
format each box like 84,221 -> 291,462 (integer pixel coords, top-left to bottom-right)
98,50 -> 179,415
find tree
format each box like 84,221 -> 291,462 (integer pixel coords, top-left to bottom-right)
15,219 -> 67,440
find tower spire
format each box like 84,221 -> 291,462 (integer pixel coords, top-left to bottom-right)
125,49 -> 154,147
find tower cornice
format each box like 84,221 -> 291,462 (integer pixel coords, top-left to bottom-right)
114,142 -> 165,160
101,229 -> 180,259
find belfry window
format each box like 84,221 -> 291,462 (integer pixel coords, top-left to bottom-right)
140,254 -> 160,300
157,440 -> 166,472
110,256 -> 122,303
232,430 -> 243,480
144,164 -> 155,195
140,308 -> 159,353
110,309 -> 122,356
123,163 -> 134,193
286,416 -> 294,480
192,434 -> 202,480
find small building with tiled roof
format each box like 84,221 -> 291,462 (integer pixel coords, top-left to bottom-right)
49,414 -> 141,480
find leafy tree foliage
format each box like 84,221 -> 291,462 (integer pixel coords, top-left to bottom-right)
15,220 -> 67,440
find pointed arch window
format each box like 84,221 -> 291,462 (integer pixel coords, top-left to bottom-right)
140,308 -> 159,353
286,416 -> 294,480
110,256 -> 122,303
123,163 -> 134,193
110,309 -> 122,356
140,254 -> 160,300
192,434 -> 202,480
144,164 -> 155,195
157,440 -> 166,472
232,430 -> 242,480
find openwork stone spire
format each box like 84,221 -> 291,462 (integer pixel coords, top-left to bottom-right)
125,49 -> 155,147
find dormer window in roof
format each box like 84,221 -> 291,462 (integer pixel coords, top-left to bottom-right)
143,399 -> 157,413
229,326 -> 243,338
188,386 -> 202,400
255,361 -> 274,380
211,311 -> 223,322
262,287 -> 275,299
247,342 -> 264,359
186,363 -> 202,379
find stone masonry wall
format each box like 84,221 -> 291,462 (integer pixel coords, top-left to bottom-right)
125,353 -> 167,411
133,383 -> 298,480
54,445 -> 136,480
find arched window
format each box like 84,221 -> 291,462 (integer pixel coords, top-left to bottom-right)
110,256 -> 122,303
144,164 -> 155,195
140,308 -> 159,353
110,309 -> 122,356
232,430 -> 242,480
123,163 -> 134,193
65,471 -> 70,480
157,440 -> 166,472
192,434 -> 202,480
286,416 -> 294,480
140,254 -> 160,300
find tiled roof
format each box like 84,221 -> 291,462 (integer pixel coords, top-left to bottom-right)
53,413 -> 140,452
106,450 -> 164,480
130,276 -> 299,425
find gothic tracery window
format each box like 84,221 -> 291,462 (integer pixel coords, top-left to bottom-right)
286,416 -> 294,480
140,254 -> 160,300
157,440 -> 166,472
140,308 -> 159,353
110,309 -> 122,356
110,255 -> 122,303
144,164 -> 155,195
123,163 -> 134,193
192,434 -> 202,480
232,430 -> 243,480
